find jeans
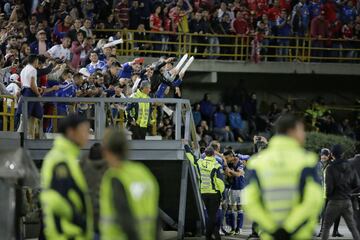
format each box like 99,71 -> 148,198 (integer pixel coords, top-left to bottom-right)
276,40 -> 290,62
321,199 -> 360,240
319,199 -> 341,234
209,37 -> 220,58
202,193 -> 221,240
213,127 -> 235,142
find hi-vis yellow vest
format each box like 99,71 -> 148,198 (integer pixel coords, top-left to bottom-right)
197,156 -> 225,194
100,161 -> 159,240
132,89 -> 150,128
40,136 -> 93,240
244,136 -> 323,240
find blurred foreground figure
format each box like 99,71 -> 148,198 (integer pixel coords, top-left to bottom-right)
40,114 -> 93,240
100,128 -> 160,240
244,114 -> 324,240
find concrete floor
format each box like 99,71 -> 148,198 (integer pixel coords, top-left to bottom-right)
161,222 -> 353,239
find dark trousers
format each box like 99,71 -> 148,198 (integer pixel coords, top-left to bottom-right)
319,199 -> 341,234
202,193 -> 221,240
354,207 -> 360,233
130,125 -> 147,139
321,199 -> 360,240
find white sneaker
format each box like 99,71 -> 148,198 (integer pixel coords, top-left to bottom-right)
235,228 -> 243,235
219,228 -> 226,236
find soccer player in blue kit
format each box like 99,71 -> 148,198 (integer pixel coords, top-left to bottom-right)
223,150 -> 249,235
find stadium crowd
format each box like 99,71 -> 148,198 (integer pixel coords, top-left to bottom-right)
0,0 -> 359,140
193,93 -> 360,145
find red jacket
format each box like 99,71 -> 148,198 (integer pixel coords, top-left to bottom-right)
232,18 -> 250,34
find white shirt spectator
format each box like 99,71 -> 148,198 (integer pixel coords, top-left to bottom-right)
47,44 -> 71,61
20,64 -> 37,88
6,82 -> 20,108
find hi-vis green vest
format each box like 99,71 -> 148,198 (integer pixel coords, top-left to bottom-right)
132,89 -> 150,128
197,156 -> 225,194
244,136 -> 324,240
40,136 -> 93,240
100,161 -> 159,240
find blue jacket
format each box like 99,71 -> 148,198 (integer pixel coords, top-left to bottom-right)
213,112 -> 227,128
199,100 -> 214,118
30,41 -> 51,54
342,6 -> 357,24
229,112 -> 242,129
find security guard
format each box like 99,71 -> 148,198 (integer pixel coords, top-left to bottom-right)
127,80 -> 151,139
40,114 -> 93,240
244,114 -> 324,240
100,128 -> 160,240
185,145 -> 225,240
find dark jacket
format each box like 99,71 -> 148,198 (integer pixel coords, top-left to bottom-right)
80,157 -> 108,232
349,154 -> 360,183
326,158 -> 360,200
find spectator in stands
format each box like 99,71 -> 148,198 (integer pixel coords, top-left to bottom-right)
268,102 -> 281,124
129,0 -> 142,30
323,0 -> 337,23
267,0 -> 281,24
104,61 -> 121,87
217,2 -> 234,20
81,18 -> 94,38
56,69 -> 77,116
30,30 -> 51,55
71,32 -> 93,70
342,21 -> 355,59
229,105 -> 245,142
276,9 -> 292,61
115,0 -> 130,28
213,104 -> 235,142
291,0 -> 310,37
150,5 -> 164,54
68,19 -> 87,42
309,0 -> 321,19
16,54 -> 42,139
341,0 -> 357,25
193,103 -> 202,126
53,15 -> 73,41
46,35 -> 72,62
20,43 -> 31,62
311,11 -> 329,60
200,93 -> 214,124
220,14 -> 233,57
190,11 -> 207,55
86,51 -> 107,74
232,11 -> 250,36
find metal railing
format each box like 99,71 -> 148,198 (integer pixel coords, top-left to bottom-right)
94,29 -> 360,62
0,95 -> 15,131
21,97 -> 199,149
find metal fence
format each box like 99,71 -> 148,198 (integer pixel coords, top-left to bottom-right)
94,29 -> 360,63
20,97 -> 199,148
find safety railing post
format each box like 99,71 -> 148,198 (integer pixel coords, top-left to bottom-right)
188,33 -> 192,55
307,36 -> 312,62
245,35 -> 250,61
95,101 -> 106,139
184,104 -> 190,141
175,102 -> 182,140
10,99 -> 14,131
177,33 -> 182,58
23,98 -> 28,140
2,99 -> 7,131
234,36 -> 239,61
